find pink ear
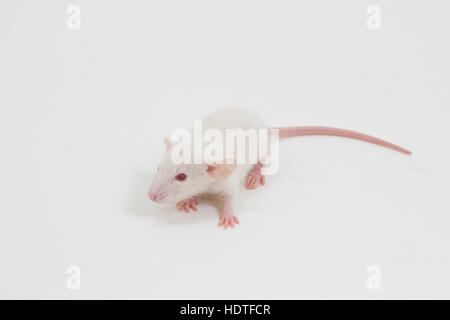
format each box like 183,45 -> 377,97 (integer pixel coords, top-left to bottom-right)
206,162 -> 237,179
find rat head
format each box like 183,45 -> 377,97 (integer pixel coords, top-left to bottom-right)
147,138 -> 236,204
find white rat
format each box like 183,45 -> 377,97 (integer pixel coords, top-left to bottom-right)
147,107 -> 411,229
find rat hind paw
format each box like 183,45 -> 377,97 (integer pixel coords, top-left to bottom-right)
176,197 -> 199,213
245,162 -> 265,190
218,213 -> 240,229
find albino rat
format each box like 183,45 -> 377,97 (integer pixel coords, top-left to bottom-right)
147,108 -> 411,229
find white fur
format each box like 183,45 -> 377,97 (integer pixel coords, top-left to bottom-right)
148,107 -> 267,205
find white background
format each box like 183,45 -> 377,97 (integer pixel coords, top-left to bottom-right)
1,0 -> 449,299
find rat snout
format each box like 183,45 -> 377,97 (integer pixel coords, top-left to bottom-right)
147,187 -> 168,202
148,191 -> 158,202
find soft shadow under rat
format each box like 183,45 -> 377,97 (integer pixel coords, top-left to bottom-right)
126,169 -> 220,226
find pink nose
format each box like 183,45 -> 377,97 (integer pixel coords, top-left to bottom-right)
148,192 -> 158,202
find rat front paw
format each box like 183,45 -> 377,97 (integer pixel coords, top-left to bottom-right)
176,197 -> 199,213
218,213 -> 240,229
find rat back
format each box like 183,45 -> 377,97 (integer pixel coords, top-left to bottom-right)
203,107 -> 266,132
202,107 -> 267,193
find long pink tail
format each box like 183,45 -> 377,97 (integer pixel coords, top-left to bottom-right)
274,126 -> 411,155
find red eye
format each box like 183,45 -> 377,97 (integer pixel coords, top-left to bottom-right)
175,173 -> 187,181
